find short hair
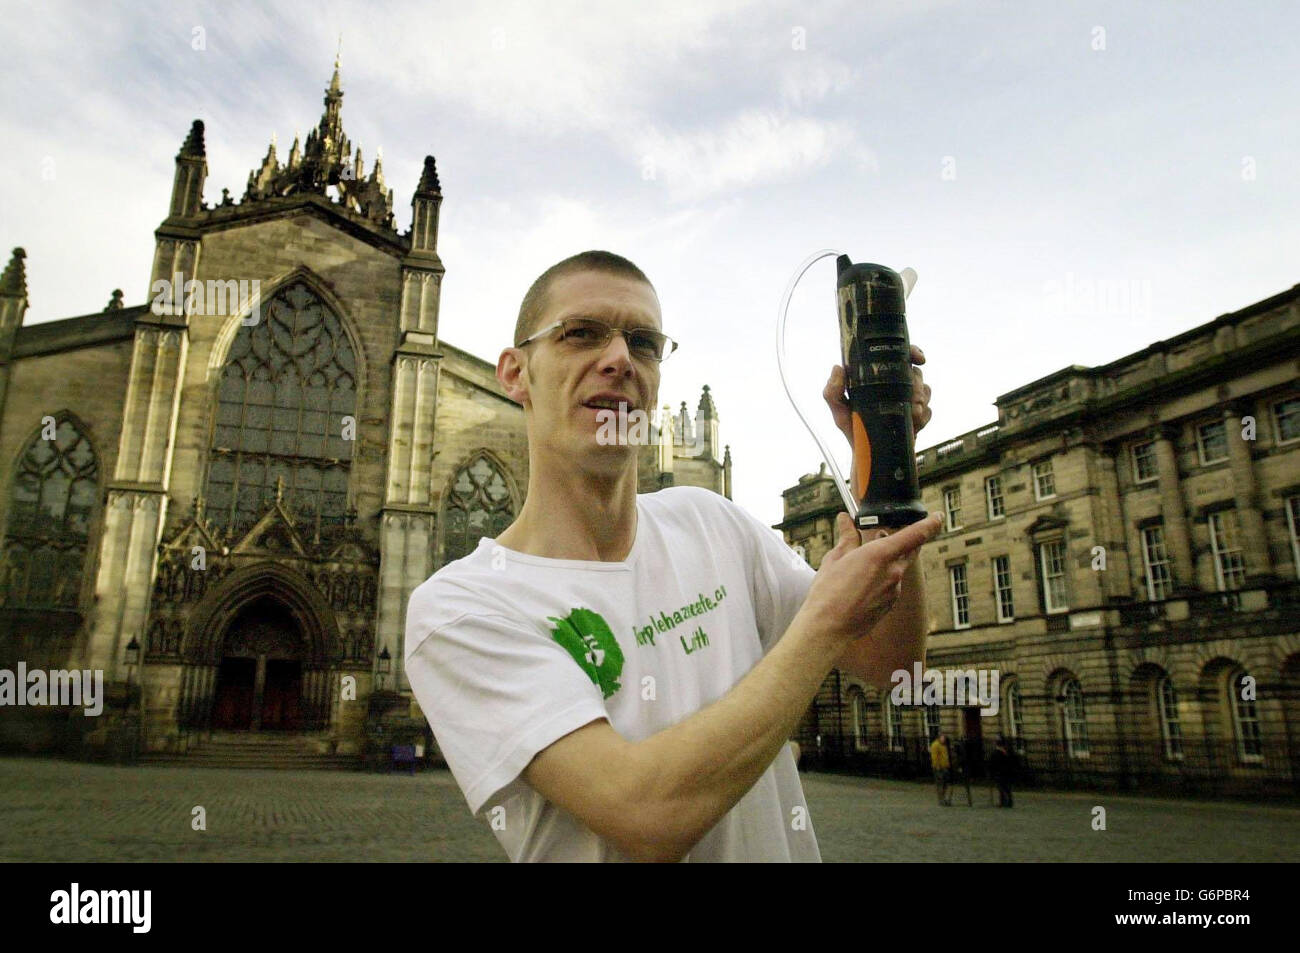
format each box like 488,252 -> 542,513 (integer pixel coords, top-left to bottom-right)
513,250 -> 656,347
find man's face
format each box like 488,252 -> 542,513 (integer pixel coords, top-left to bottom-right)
499,270 -> 663,473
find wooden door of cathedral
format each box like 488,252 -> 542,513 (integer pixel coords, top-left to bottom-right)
211,597 -> 304,732
211,657 -> 256,730
261,659 -> 302,731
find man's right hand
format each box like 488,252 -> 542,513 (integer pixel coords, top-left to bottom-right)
800,511 -> 944,644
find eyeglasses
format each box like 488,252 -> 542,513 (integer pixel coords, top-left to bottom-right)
515,317 -> 679,363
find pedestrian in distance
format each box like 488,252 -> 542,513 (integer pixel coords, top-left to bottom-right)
989,735 -> 1015,808
929,731 -> 952,806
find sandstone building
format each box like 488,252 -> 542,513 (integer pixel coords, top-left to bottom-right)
777,283 -> 1300,795
0,63 -> 730,763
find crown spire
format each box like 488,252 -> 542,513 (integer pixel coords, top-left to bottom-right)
237,55 -> 394,229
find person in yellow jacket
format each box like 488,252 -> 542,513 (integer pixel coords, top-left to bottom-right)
929,733 -> 952,806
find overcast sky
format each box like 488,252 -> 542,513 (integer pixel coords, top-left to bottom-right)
2,0 -> 1297,528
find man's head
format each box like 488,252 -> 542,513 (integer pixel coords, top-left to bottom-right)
512,250 -> 657,350
498,251 -> 665,475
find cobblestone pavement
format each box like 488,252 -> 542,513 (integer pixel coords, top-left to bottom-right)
1,757 -> 1295,862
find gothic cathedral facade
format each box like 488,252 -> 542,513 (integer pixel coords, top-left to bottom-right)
0,64 -> 730,760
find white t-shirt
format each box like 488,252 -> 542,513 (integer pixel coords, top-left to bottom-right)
403,485 -> 820,862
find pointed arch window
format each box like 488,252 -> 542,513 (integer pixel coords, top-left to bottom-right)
205,281 -> 357,540
2,417 -> 98,609
443,456 -> 515,565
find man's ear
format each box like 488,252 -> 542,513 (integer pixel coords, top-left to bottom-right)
497,347 -> 530,405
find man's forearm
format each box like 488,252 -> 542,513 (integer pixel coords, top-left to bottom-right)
626,610 -> 844,862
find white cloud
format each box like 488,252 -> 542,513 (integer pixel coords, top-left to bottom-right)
306,0 -> 756,138
631,110 -> 873,203
778,57 -> 856,107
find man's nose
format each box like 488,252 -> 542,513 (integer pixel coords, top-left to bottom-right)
597,331 -> 635,374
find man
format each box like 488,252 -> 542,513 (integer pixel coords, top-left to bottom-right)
404,250 -> 943,862
989,735 -> 1015,808
930,732 -> 952,806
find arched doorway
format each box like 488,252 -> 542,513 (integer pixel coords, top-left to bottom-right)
211,596 -> 305,731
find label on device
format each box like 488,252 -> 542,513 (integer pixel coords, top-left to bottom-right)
858,515 -> 880,527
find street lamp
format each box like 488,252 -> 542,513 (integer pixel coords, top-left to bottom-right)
377,646 -> 391,692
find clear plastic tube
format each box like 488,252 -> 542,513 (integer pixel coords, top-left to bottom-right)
775,249 -> 857,516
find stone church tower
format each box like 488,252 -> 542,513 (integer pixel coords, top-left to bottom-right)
0,62 -> 729,763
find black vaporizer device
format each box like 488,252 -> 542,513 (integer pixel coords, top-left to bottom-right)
836,256 -> 928,529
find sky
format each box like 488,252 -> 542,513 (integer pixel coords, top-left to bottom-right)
1,0 -> 1297,528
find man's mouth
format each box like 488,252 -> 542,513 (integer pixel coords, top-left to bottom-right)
582,398 -> 637,412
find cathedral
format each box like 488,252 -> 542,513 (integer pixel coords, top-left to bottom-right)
0,61 -> 731,763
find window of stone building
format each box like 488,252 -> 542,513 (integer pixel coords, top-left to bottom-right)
985,475 -> 1005,519
443,455 -> 515,565
924,704 -> 942,741
1004,680 -> 1025,754
949,563 -> 970,628
943,486 -> 962,531
1038,539 -> 1069,613
1,417 -> 98,610
1140,526 -> 1173,601
993,555 -> 1015,622
851,692 -> 869,751
789,537 -> 811,568
1287,496 -> 1300,582
205,281 -> 356,540
1196,419 -> 1229,465
1032,459 -> 1056,500
884,698 -> 904,752
1274,397 -> 1300,444
1229,670 -> 1263,763
1062,678 -> 1090,758
1157,675 -> 1184,761
1131,440 -> 1158,483
1208,510 -> 1248,601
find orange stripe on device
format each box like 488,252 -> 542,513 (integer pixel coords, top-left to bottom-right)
851,411 -> 871,499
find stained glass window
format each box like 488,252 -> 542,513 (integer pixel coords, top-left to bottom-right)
2,418 -> 98,609
205,282 -> 356,539
443,456 -> 514,564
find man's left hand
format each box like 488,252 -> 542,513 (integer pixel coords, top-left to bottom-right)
823,343 -> 932,449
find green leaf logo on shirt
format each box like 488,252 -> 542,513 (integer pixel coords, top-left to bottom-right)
547,607 -> 625,700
